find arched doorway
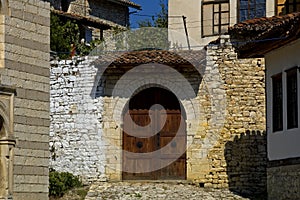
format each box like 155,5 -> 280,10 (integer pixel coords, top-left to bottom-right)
122,87 -> 187,180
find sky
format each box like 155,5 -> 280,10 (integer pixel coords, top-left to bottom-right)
129,0 -> 168,29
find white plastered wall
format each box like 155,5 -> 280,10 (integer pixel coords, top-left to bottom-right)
266,38 -> 300,160
168,0 -> 276,49
168,0 -> 239,48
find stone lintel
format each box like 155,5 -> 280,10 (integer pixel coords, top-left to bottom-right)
0,85 -> 16,96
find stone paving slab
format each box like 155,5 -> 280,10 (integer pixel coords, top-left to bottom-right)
85,182 -> 250,200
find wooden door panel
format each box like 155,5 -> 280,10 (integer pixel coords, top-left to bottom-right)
122,157 -> 157,180
160,137 -> 186,155
160,159 -> 186,179
159,111 -> 181,136
122,89 -> 186,180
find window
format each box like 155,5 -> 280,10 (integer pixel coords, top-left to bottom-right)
239,0 -> 266,22
286,67 -> 298,129
272,73 -> 283,132
202,0 -> 230,37
276,0 -> 300,16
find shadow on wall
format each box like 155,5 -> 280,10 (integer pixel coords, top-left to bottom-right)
225,130 -> 267,199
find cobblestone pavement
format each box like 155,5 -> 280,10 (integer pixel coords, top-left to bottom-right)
85,182 -> 250,200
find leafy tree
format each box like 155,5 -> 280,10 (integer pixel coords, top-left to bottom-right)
50,13 -> 80,59
138,0 -> 168,28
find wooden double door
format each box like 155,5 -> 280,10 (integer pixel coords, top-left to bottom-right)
122,88 -> 186,180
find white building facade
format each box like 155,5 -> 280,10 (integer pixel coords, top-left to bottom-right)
168,0 -> 300,49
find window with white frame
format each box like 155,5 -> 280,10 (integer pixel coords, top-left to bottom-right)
272,67 -> 299,132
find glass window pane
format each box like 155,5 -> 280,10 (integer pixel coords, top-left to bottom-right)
213,26 -> 219,34
221,3 -> 229,11
202,4 -> 213,36
221,25 -> 228,33
286,69 -> 298,129
272,74 -> 283,132
287,5 -> 294,13
239,0 -> 266,21
214,4 -> 219,11
221,13 -> 229,24
214,13 -> 219,25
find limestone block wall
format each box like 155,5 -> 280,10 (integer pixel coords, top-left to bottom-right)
202,37 -> 267,196
0,0 -> 50,199
50,57 -> 108,182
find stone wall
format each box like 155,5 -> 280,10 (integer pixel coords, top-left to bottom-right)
50,57 -> 108,182
49,36 -> 267,197
267,159 -> 300,200
87,0 -> 129,26
0,0 -> 50,199
50,0 -> 129,26
202,36 -> 267,197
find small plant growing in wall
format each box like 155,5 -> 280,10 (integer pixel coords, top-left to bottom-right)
49,168 -> 83,198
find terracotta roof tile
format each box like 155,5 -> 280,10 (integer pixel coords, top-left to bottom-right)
92,50 -> 206,70
229,12 -> 300,57
230,12 -> 300,38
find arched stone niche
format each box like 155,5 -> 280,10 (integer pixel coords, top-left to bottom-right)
0,85 -> 16,200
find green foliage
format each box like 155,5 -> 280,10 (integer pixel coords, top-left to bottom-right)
90,27 -> 170,54
76,188 -> 89,199
137,0 -> 168,28
76,39 -> 103,56
50,13 -> 80,59
51,13 -> 103,58
125,28 -> 169,51
49,169 -> 82,197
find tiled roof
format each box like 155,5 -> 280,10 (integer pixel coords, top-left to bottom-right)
107,0 -> 141,9
51,9 -> 124,29
229,12 -> 300,57
92,50 -> 206,67
91,50 -> 206,79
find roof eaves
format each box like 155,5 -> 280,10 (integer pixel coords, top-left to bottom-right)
229,12 -> 300,58
51,9 -> 125,29
106,0 -> 141,9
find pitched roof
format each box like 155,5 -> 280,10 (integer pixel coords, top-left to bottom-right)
229,12 -> 300,58
51,9 -> 124,29
107,0 -> 141,9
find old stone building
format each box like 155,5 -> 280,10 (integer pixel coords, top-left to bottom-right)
50,0 -> 141,42
50,34 -> 267,197
0,0 -> 50,199
230,12 -> 300,200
